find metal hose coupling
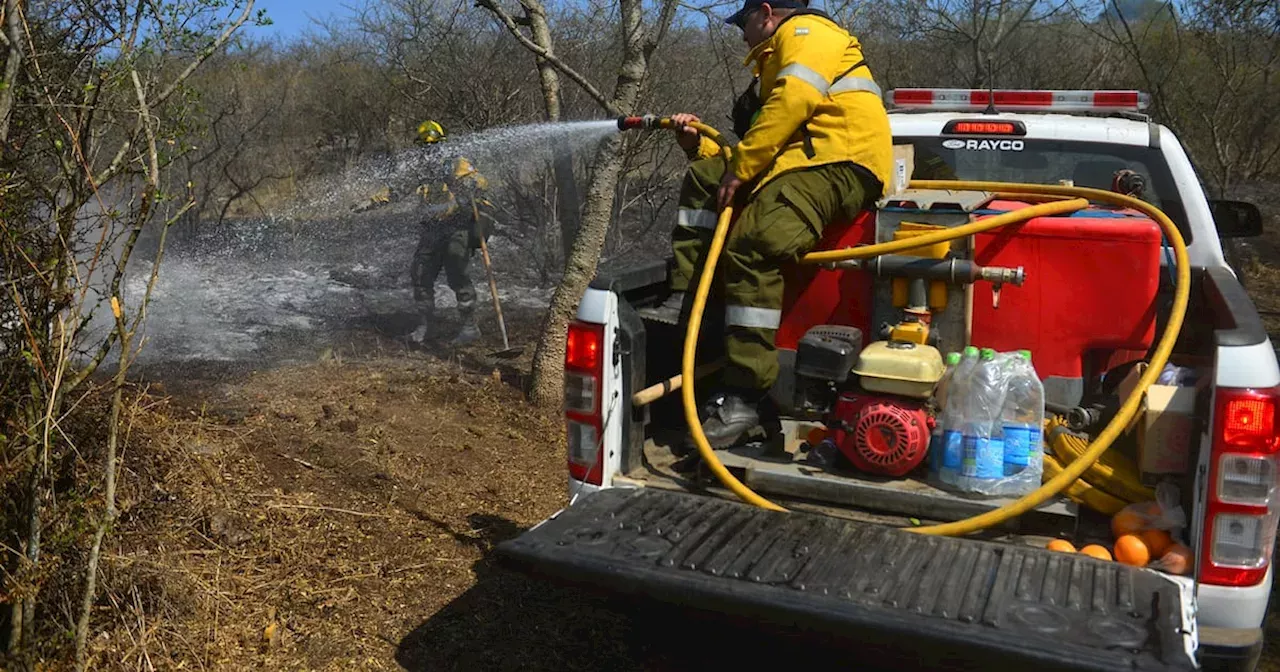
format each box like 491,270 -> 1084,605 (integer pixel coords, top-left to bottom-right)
617,114 -> 662,131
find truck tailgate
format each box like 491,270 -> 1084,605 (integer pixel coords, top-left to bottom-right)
497,488 -> 1197,671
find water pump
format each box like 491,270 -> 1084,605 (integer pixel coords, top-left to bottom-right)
830,392 -> 934,477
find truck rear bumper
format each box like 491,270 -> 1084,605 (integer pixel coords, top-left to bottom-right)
1197,568 -> 1272,629
566,478 -> 604,503
1198,626 -> 1264,672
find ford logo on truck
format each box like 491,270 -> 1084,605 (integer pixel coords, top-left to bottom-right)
942,138 -> 1025,151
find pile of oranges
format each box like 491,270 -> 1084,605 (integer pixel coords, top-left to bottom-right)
1042,502 -> 1194,575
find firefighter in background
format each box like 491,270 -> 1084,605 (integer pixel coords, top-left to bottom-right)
357,120 -> 493,346
663,0 -> 893,451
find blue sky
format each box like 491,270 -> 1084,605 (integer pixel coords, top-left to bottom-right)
255,0 -> 362,39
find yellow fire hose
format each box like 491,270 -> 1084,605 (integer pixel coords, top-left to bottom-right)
635,117 -> 1190,535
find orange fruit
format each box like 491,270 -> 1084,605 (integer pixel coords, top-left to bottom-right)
1046,539 -> 1076,553
1155,544 -> 1194,576
1080,544 -> 1113,561
1114,534 -> 1151,567
1139,528 -> 1173,557
1110,509 -> 1147,538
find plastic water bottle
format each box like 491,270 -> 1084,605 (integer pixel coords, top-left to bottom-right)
939,346 -> 979,487
929,352 -> 963,475
959,348 -> 1008,490
1000,350 -> 1045,482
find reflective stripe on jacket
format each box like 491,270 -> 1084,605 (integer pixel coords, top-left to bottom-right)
733,11 -> 893,194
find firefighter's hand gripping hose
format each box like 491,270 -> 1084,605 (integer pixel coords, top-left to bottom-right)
618,116 -> 1192,534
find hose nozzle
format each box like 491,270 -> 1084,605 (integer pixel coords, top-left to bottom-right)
617,114 -> 662,131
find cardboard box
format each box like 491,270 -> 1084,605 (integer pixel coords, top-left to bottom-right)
1141,385 -> 1197,475
888,144 -> 914,196
1115,363 -> 1197,476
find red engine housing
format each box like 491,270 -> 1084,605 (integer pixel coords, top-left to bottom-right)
831,392 -> 934,477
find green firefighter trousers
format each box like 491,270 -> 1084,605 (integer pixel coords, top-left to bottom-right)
671,158 -> 871,392
412,218 -> 477,315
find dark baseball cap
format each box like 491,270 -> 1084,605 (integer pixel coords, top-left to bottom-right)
724,0 -> 807,28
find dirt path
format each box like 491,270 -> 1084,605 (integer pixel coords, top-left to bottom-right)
99,355 -> 587,669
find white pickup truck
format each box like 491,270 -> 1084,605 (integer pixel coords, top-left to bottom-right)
500,89 -> 1275,671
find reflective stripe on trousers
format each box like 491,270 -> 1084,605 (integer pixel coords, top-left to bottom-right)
677,207 -> 717,230
725,305 -> 781,330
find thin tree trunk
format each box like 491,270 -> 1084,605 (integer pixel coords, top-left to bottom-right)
519,0 -> 582,263
482,0 -> 676,407
528,0 -> 657,407
0,0 -> 22,142
74,318 -> 127,670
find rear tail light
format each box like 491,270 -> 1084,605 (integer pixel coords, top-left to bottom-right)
567,419 -> 602,484
1208,511 -> 1279,568
1217,455 -> 1278,506
564,372 -> 598,414
565,321 -> 606,485
566,321 -> 603,371
1202,386 -> 1280,586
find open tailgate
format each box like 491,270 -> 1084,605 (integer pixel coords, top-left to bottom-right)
497,488 -> 1197,671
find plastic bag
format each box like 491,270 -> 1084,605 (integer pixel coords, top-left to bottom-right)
1156,363 -> 1199,387
1112,482 -> 1187,537
1112,483 -> 1194,575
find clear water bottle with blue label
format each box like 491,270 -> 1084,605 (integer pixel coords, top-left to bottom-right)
995,350 -> 1045,495
929,351 -> 963,476
939,346 -> 979,487
958,348 -> 1008,491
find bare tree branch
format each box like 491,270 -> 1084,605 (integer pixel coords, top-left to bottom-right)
475,0 -> 620,115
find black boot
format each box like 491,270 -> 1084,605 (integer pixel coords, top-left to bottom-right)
639,291 -> 687,325
679,390 -> 764,455
451,298 -> 481,346
408,300 -> 435,345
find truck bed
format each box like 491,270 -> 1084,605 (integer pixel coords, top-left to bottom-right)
623,418 -> 1081,538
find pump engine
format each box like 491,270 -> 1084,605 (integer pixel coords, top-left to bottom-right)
830,392 -> 933,477
792,325 -> 945,477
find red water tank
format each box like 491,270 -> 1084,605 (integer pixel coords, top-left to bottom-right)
776,210 -> 876,351
970,201 -> 1162,385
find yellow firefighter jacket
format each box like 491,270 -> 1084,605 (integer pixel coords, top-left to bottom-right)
706,11 -> 893,195
363,156 -> 491,219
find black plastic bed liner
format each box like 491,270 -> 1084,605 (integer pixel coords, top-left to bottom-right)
497,488 -> 1196,671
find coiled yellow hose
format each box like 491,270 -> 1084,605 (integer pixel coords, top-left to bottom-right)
660,119 -> 1190,535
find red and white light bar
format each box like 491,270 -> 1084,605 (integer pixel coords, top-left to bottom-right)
887,89 -> 1151,113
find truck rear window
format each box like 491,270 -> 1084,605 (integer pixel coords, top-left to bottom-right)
896,136 -> 1192,243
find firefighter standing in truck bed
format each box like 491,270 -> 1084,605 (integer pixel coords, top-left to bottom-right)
663,0 -> 893,451
356,120 -> 493,346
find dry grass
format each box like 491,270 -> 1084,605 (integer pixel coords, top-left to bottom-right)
85,356 -> 638,670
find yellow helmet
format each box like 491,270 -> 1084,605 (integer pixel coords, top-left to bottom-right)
416,120 -> 446,144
